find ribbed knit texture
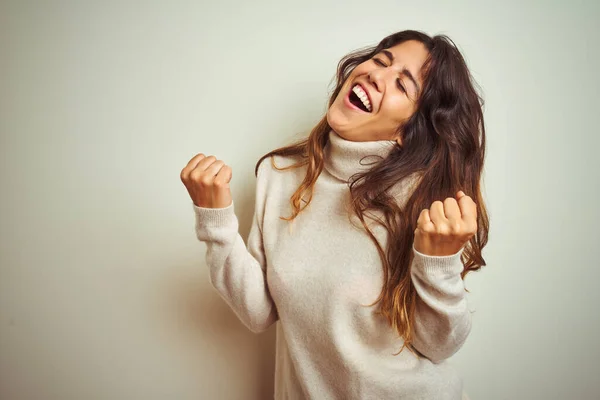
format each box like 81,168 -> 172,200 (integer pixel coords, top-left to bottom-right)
193,130 -> 472,399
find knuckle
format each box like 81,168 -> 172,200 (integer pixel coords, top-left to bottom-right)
191,168 -> 204,179
462,227 -> 475,240
450,222 -> 462,234
200,176 -> 213,186
436,224 -> 450,235
469,223 -> 478,234
189,170 -> 202,181
423,223 -> 435,233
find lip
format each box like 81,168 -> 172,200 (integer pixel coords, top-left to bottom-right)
344,82 -> 374,113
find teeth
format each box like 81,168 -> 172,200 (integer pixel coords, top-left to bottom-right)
352,84 -> 372,112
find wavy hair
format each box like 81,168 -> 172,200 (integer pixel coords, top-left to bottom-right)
255,29 -> 489,356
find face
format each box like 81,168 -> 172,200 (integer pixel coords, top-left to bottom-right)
326,40 -> 429,145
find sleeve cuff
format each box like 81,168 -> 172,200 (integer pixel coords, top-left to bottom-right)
193,200 -> 236,227
411,244 -> 465,276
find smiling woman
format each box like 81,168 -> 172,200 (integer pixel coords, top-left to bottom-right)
328,40 -> 430,143
185,28 -> 489,400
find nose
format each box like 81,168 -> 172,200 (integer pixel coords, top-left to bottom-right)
367,70 -> 384,93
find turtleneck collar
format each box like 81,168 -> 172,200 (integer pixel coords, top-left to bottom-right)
323,130 -> 399,183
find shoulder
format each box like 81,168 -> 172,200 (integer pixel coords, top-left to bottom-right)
253,154 -> 303,216
255,154 -> 305,181
254,154 -> 306,207
387,171 -> 424,208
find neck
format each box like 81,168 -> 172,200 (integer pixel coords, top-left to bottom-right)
323,130 -> 398,183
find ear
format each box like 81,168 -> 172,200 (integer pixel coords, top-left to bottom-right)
394,130 -> 404,147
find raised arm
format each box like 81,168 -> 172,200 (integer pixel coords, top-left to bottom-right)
410,246 -> 472,363
182,154 -> 278,333
409,190 -> 477,363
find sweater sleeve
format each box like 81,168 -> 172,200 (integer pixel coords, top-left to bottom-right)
409,245 -> 472,363
192,161 -> 278,334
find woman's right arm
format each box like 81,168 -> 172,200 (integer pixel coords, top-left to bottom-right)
182,154 -> 278,333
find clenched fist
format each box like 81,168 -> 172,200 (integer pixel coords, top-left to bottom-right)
180,153 -> 233,209
413,191 -> 477,257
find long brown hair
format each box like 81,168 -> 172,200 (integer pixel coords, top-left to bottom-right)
255,29 -> 489,356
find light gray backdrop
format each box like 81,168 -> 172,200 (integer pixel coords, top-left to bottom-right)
1,1 -> 598,399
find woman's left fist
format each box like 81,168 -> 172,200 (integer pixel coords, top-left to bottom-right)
413,191 -> 478,257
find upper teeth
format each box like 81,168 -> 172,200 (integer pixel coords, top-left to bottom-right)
352,84 -> 372,111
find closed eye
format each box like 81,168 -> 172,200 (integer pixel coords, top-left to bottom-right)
396,79 -> 406,93
373,58 -> 386,67
372,58 -> 407,93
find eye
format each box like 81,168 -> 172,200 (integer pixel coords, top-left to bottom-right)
396,79 -> 406,93
373,57 -> 406,93
372,58 -> 386,67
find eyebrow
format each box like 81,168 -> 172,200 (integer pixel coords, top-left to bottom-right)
382,50 -> 421,95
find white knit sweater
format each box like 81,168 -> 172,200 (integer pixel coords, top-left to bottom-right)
193,130 -> 472,399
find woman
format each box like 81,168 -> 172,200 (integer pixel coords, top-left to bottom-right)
181,29 -> 489,400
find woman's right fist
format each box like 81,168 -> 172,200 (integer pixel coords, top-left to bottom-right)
180,153 -> 233,209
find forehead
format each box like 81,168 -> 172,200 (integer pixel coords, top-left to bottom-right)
384,40 -> 429,80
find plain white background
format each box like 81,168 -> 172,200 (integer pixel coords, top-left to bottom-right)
1,1 -> 598,399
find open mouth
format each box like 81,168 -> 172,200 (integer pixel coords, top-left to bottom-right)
348,84 -> 372,113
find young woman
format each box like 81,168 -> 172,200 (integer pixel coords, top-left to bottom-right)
181,29 -> 489,400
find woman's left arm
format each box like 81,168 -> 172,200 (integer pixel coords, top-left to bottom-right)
410,246 -> 471,364
409,190 -> 477,363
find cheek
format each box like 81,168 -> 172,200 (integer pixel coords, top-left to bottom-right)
345,64 -> 371,85
381,94 -> 412,122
